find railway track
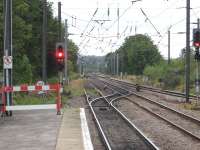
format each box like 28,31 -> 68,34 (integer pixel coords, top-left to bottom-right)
95,77 -> 200,142
97,74 -> 196,99
84,82 -> 159,150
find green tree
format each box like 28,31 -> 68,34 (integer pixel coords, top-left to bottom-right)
0,0 -> 79,83
13,55 -> 32,84
67,39 -> 79,72
117,34 -> 162,75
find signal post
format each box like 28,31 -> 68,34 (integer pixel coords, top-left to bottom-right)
193,19 -> 200,105
55,43 -> 65,84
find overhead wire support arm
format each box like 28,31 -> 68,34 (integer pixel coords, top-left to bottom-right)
80,8 -> 98,38
131,0 -> 142,4
106,5 -> 132,31
140,8 -> 162,37
79,8 -> 98,47
105,0 -> 142,34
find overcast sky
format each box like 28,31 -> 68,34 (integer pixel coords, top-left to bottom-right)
48,0 -> 200,59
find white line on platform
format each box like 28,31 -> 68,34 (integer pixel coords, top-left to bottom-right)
80,108 -> 94,150
6,104 -> 56,111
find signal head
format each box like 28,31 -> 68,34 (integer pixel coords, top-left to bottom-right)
193,29 -> 200,48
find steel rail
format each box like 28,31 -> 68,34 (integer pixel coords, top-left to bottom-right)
89,93 -> 117,104
116,78 -> 196,99
111,103 -> 159,150
124,96 -> 200,141
99,78 -> 200,141
84,89 -> 112,150
95,86 -> 159,150
101,79 -> 200,125
99,75 -> 196,99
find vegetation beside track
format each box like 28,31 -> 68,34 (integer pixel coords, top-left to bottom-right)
111,54 -> 197,94
64,79 -> 84,97
14,93 -> 56,105
13,76 -> 85,105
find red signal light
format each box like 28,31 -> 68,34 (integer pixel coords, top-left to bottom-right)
193,29 -> 200,48
55,43 -> 65,71
58,52 -> 63,57
56,48 -> 65,60
194,42 -> 200,47
56,51 -> 64,59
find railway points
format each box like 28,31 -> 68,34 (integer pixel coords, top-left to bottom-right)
84,80 -> 159,150
85,75 -> 200,149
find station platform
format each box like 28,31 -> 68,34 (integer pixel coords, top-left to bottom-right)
56,108 -> 93,150
0,109 -> 62,150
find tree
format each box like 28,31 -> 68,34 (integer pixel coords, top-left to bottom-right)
67,39 -> 78,72
117,34 -> 162,75
13,55 -> 32,84
0,0 -> 79,83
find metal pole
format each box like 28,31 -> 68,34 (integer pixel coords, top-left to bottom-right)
185,0 -> 190,103
3,0 -> 12,116
117,7 -> 119,38
42,0 -> 47,83
117,53 -> 119,76
110,55 -> 113,75
64,19 -> 68,84
58,2 -> 62,85
168,29 -> 171,64
195,19 -> 200,105
113,53 -> 116,75
58,2 -> 61,42
122,52 -> 124,74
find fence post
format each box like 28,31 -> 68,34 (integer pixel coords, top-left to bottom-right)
56,84 -> 61,115
1,88 -> 6,113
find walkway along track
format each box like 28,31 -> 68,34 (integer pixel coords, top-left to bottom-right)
96,77 -> 200,142
84,83 -> 159,150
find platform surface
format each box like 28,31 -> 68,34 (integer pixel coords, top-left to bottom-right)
0,109 -> 61,150
56,108 -> 85,150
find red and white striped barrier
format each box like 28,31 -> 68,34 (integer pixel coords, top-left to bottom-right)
1,84 -> 62,115
3,84 -> 60,92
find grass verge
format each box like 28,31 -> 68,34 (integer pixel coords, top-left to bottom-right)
13,78 -> 85,105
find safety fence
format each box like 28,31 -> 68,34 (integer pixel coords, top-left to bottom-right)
0,84 -> 62,115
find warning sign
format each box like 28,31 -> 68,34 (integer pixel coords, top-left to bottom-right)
3,56 -> 13,69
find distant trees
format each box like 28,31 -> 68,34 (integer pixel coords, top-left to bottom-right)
80,56 -> 105,73
105,34 -> 163,75
0,0 -> 78,84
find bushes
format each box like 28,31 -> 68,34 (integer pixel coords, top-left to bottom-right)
143,59 -> 185,90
